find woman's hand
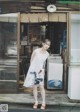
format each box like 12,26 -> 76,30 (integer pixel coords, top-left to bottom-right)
38,70 -> 42,74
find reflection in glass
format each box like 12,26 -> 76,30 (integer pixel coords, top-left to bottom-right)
0,22 -> 17,64
0,15 -> 18,91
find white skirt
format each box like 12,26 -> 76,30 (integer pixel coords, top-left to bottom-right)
23,69 -> 45,88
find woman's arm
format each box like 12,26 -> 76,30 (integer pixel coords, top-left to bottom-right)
30,50 -> 36,64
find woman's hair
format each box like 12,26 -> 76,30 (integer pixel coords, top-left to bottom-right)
42,38 -> 51,44
39,38 -> 51,47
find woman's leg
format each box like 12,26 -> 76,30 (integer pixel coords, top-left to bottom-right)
39,85 -> 46,105
33,85 -> 38,104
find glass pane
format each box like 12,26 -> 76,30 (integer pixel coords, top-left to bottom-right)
70,14 -> 80,65
0,14 -> 18,91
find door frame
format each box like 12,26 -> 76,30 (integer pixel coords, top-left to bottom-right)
19,12 -> 71,93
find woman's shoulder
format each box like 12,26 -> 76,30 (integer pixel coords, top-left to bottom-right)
34,48 -> 40,53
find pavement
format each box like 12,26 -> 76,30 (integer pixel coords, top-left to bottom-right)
0,93 -> 80,107
0,93 -> 80,112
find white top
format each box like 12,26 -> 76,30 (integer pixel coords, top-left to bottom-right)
30,48 -> 49,73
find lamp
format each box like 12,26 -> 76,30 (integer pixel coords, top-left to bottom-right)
47,4 -> 56,12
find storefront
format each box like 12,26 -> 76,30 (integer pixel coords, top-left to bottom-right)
0,10 -> 80,94
20,12 -> 69,94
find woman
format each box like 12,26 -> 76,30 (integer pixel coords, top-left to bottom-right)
23,39 -> 51,110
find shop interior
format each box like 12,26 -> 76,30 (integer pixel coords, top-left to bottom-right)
19,22 -> 67,92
